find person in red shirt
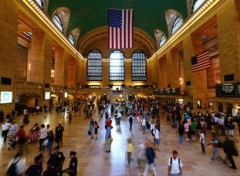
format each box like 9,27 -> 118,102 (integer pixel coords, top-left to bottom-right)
16,125 -> 27,149
105,117 -> 112,128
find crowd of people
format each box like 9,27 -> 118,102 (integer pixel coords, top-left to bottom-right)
1,97 -> 240,175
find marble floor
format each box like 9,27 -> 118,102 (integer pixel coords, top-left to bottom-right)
0,109 -> 240,176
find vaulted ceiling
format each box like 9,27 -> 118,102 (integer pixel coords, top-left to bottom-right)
48,0 -> 188,47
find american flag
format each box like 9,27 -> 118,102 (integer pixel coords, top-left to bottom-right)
191,51 -> 210,72
108,9 -> 134,49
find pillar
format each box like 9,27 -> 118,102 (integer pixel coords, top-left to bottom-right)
125,59 -> 131,85
0,1 -> 18,113
158,56 -> 167,88
218,0 -> 240,82
166,51 -> 173,88
183,35 -> 194,96
54,48 -> 66,86
28,32 -> 51,84
67,57 -> 76,88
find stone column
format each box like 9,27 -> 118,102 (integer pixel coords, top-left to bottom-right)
183,35 -> 194,106
27,32 -> 51,84
125,58 -> 131,85
102,58 -> 109,86
67,56 -> 76,88
54,48 -> 66,86
218,0 -> 240,82
75,59 -> 84,88
170,49 -> 180,88
149,58 -> 159,88
158,56 -> 167,88
166,51 -> 173,88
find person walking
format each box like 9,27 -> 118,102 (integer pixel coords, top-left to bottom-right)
143,143 -> 157,176
2,120 -> 10,143
168,150 -> 183,176
128,114 -> 134,131
137,140 -> 145,168
207,133 -> 222,161
88,118 -> 94,139
116,111 -> 122,127
126,139 -> 133,167
39,124 -> 47,151
105,127 -> 111,153
55,124 -> 64,147
153,126 -> 160,148
6,151 -> 26,176
223,137 -> 237,169
178,123 -> 184,144
46,130 -> 54,155
141,117 -> 147,134
93,121 -> 99,140
200,131 -> 206,154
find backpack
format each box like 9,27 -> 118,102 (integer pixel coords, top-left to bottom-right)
169,157 -> 181,170
7,158 -> 20,176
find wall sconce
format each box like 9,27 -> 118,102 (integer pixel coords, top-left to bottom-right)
179,77 -> 183,85
51,69 -> 55,82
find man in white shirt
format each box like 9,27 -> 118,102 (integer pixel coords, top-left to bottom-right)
9,121 -> 18,137
168,150 -> 183,176
200,131 -> 206,154
141,117 -> 146,134
116,112 -> 122,127
2,120 -> 11,143
39,124 -> 48,151
153,127 -> 160,148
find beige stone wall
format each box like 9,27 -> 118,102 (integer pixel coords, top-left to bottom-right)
67,57 -> 76,88
0,1 -> 18,113
158,56 -> 167,88
218,0 -> 240,82
53,48 -> 65,86
152,0 -> 240,109
125,59 -> 131,85
170,50 -> 180,88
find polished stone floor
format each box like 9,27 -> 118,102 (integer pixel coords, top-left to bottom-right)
0,108 -> 240,176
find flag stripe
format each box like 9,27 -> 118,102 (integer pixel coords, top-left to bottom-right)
129,9 -> 133,48
192,51 -> 210,72
108,9 -> 133,49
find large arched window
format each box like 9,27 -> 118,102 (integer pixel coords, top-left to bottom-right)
36,0 -> 44,9
109,50 -> 125,81
132,50 -> 147,81
154,29 -> 166,48
68,34 -> 75,46
192,0 -> 206,13
171,16 -> 183,34
52,14 -> 64,32
165,10 -> 183,35
68,28 -> 80,47
87,50 -> 102,81
159,35 -> 167,47
52,7 -> 71,34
